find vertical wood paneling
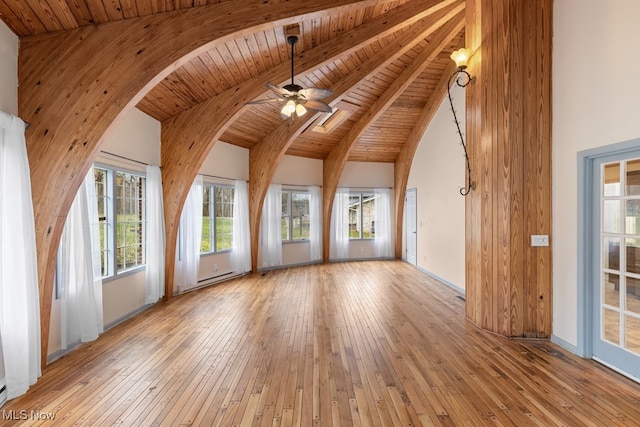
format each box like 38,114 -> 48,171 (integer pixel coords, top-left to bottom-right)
465,0 -> 551,338
464,0 -> 481,325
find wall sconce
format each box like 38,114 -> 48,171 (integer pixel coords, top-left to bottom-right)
448,47 -> 475,195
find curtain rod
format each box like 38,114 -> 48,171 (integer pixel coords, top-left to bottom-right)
337,186 -> 393,190
200,173 -> 247,183
100,150 -> 150,167
278,182 -> 322,188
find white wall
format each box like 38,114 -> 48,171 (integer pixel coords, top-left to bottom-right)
340,161 -> 394,188
200,141 -> 249,181
0,20 -> 17,116
407,85 -> 466,290
552,0 -> 640,347
273,155 -> 322,186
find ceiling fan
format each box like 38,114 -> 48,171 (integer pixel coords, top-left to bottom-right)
247,34 -> 334,120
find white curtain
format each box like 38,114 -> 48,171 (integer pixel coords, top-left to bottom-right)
232,180 -> 251,273
374,188 -> 393,258
176,175 -> 203,292
309,186 -> 322,262
259,184 -> 282,268
59,169 -> 104,349
0,112 -> 41,400
145,165 -> 165,303
330,188 -> 350,260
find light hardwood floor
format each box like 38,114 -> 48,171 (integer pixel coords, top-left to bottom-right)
3,261 -> 640,426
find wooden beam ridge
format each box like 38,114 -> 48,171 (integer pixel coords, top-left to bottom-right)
393,62 -> 458,259
322,12 -> 465,262
249,1 -> 466,271
162,0 -> 463,283
19,0 -> 378,369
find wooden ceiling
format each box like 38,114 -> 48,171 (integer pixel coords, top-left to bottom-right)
0,0 -> 464,163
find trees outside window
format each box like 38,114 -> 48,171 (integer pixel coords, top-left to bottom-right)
201,184 -> 234,253
93,166 -> 147,278
282,191 -> 310,241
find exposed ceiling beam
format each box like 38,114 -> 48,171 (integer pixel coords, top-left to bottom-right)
393,62 -> 457,258
19,0 -> 378,370
322,13 -> 465,261
248,2 -> 465,271
160,0 -> 456,287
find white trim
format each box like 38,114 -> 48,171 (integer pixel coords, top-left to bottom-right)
550,334 -> 578,355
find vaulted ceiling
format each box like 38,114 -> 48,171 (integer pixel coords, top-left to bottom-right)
0,0 -> 464,163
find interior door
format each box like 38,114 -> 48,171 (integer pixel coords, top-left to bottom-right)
592,155 -> 640,381
405,188 -> 417,265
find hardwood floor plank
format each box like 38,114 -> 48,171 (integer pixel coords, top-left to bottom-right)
3,261 -> 640,426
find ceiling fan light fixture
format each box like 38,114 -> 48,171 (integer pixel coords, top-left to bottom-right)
295,103 -> 307,117
247,33 -> 332,119
281,100 -> 296,118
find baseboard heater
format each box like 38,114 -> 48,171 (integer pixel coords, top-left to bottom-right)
178,271 -> 240,295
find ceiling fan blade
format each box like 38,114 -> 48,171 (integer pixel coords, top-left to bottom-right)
305,100 -> 333,113
298,87 -> 333,101
266,82 -> 294,97
246,98 -> 284,105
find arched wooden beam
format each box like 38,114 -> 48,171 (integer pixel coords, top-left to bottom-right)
249,2 -> 465,270
162,0 -> 445,289
393,62 -> 457,259
19,0 -> 377,368
322,14 -> 465,261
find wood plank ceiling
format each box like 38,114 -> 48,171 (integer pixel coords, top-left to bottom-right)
0,0 -> 464,164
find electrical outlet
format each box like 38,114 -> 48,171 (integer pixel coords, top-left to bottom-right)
531,235 -> 549,247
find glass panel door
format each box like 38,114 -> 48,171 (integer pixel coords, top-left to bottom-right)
594,157 -> 640,380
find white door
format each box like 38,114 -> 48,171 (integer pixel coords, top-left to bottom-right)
405,188 -> 417,265
592,155 -> 640,381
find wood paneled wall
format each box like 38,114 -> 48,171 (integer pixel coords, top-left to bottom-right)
464,0 -> 552,337
18,0 -> 377,368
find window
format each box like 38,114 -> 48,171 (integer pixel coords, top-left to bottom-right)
94,166 -> 147,278
281,191 -> 310,241
201,184 -> 234,253
348,192 -> 376,239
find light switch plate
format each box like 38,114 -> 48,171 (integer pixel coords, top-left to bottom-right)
531,234 -> 549,247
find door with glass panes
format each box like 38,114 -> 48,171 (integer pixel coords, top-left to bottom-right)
595,156 -> 640,380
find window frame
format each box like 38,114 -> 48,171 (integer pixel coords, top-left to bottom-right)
348,192 -> 377,241
281,189 -> 311,243
200,182 -> 235,255
94,163 -> 147,281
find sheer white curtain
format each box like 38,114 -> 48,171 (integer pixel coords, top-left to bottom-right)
309,186 -> 322,262
232,180 -> 251,273
59,169 -> 104,349
145,165 -> 165,303
0,112 -> 41,399
176,175 -> 203,292
259,184 -> 282,268
330,188 -> 350,260
374,188 -> 393,258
